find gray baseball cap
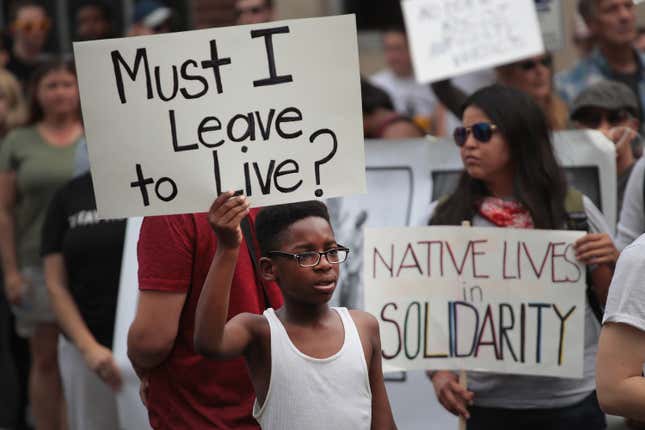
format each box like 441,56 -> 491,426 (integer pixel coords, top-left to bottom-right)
570,80 -> 639,120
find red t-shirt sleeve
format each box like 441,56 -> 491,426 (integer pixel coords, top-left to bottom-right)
138,214 -> 196,293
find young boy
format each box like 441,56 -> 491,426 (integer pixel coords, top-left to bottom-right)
194,192 -> 397,430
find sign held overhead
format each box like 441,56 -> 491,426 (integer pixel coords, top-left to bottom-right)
74,15 -> 365,218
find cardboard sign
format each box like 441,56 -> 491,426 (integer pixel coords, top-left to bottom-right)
73,15 -> 365,218
536,0 -> 565,52
402,0 -> 544,83
364,226 -> 586,378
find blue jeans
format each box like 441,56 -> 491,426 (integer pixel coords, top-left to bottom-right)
467,392 -> 606,430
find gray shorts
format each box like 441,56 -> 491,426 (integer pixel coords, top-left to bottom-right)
10,266 -> 56,338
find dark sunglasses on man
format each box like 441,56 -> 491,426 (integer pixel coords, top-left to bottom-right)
573,108 -> 632,129
517,56 -> 552,71
453,123 -> 498,147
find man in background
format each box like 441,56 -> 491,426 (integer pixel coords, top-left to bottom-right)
370,26 -> 440,134
75,1 -> 113,41
557,0 -> 645,124
235,0 -> 274,25
570,80 -> 641,219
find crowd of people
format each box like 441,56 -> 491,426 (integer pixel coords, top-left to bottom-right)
1,0 -> 645,429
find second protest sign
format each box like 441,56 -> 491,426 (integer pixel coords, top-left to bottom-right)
365,226 -> 586,378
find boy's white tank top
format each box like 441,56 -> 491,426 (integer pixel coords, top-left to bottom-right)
252,307 -> 372,430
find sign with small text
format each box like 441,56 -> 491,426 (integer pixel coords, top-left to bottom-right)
402,0 -> 545,83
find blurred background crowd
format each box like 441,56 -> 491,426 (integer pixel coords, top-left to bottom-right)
1,1 -> 645,430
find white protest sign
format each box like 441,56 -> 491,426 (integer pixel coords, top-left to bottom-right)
402,0 -> 544,83
536,0 -> 565,52
364,226 -> 586,378
73,15 -> 365,218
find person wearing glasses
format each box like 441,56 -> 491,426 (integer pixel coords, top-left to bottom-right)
6,1 -> 52,87
432,53 -> 569,131
570,80 -> 641,220
128,199 -> 283,429
194,196 -> 396,430
235,0 -> 274,25
423,85 -> 616,429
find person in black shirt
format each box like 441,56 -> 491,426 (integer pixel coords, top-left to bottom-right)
41,172 -> 126,430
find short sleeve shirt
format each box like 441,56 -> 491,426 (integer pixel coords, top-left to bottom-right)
603,233 -> 645,375
0,126 -> 80,268
137,209 -> 283,430
41,173 -> 126,347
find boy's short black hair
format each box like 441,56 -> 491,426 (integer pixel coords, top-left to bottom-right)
255,200 -> 331,256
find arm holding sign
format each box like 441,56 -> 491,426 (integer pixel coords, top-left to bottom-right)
429,371 -> 474,420
574,197 -> 619,305
193,192 -> 262,360
596,238 -> 645,421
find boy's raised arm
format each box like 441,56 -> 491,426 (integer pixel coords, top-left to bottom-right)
194,192 -> 256,360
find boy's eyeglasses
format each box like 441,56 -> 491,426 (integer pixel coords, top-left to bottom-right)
268,246 -> 350,268
574,109 -> 631,129
13,18 -> 51,34
518,57 -> 552,71
453,123 -> 498,147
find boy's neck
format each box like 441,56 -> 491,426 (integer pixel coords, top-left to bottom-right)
277,300 -> 333,326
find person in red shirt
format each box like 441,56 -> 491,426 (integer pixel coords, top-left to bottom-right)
127,207 -> 282,429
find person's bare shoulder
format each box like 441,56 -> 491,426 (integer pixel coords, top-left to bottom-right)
233,312 -> 270,337
348,309 -> 380,337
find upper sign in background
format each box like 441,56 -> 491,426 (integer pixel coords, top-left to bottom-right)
402,0 -> 545,83
74,14 -> 365,218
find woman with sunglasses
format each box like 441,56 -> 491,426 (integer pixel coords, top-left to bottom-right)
432,54 -> 569,131
7,1 -> 52,86
424,85 -> 617,430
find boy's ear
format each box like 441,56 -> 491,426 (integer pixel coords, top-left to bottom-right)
259,256 -> 277,282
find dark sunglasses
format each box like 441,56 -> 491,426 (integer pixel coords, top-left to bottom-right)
574,109 -> 631,129
12,18 -> 50,34
453,123 -> 498,147
518,57 -> 552,71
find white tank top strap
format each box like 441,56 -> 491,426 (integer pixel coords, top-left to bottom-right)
252,307 -> 372,430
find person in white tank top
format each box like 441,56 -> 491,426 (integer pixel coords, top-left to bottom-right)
193,194 -> 397,430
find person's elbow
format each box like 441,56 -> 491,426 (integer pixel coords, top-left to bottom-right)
596,373 -> 624,416
127,322 -> 175,368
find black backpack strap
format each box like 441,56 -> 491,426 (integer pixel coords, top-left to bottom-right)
240,216 -> 272,310
564,188 -> 604,324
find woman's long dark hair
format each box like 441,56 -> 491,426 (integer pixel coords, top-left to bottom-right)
431,84 -> 567,229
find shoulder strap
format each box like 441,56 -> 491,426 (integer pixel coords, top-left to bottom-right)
563,188 -> 604,323
241,216 -> 272,310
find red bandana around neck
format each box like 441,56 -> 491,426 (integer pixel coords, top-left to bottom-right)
477,197 -> 534,228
